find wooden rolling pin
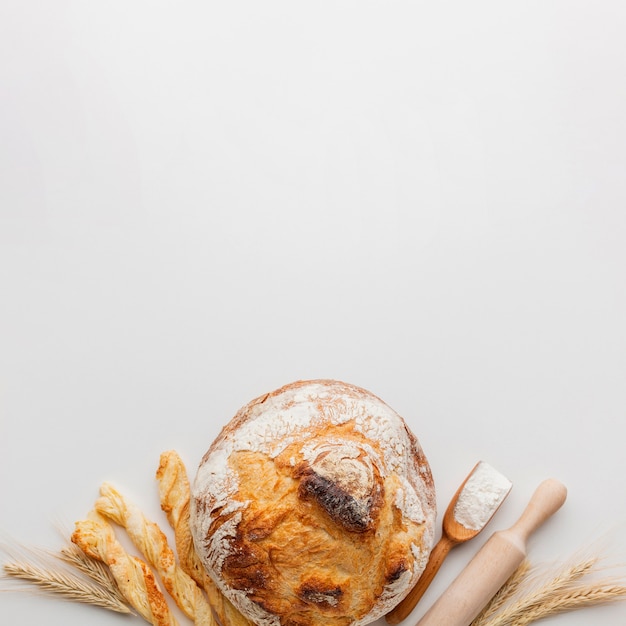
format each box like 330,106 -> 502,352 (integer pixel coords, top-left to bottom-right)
415,478 -> 567,626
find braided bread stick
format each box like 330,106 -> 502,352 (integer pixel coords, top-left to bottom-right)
72,511 -> 178,626
156,450 -> 207,586
95,482 -> 216,626
156,450 -> 253,626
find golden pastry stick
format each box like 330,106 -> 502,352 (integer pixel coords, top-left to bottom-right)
95,482 -> 216,626
72,511 -> 178,626
157,450 -> 253,626
156,450 -> 207,586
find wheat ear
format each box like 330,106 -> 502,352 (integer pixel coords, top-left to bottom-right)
473,552 -> 626,626
504,583 -> 626,626
58,542 -> 128,606
2,556 -> 132,614
476,556 -> 598,626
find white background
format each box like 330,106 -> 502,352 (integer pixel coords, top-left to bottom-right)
1,2 -> 626,624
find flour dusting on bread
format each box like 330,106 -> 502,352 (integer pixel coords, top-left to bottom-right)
191,380 -> 436,626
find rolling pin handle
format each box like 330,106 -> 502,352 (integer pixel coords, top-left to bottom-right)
507,478 -> 567,546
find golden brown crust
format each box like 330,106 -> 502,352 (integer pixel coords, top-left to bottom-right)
191,380 -> 436,626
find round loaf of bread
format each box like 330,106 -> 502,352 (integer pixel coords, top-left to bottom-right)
190,380 -> 436,626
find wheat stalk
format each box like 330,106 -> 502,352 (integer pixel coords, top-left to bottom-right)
472,554 -> 626,626
504,583 -> 626,626
2,558 -> 132,614
478,557 -> 598,626
58,543 -> 129,607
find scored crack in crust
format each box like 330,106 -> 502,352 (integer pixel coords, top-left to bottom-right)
191,380 -> 437,626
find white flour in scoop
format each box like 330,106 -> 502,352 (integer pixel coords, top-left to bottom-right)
453,461 -> 512,530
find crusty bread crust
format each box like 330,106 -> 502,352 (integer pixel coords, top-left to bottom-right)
191,380 -> 436,626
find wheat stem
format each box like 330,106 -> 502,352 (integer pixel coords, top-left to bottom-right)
2,559 -> 132,613
476,557 -> 598,626
508,583 -> 626,626
472,552 -> 626,626
58,543 -> 128,607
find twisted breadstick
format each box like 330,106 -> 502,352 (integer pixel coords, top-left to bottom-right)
72,511 -> 178,626
95,482 -> 216,626
156,450 -> 207,586
157,450 -> 253,626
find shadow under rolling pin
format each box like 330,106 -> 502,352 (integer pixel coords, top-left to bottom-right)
386,461 -> 512,625
415,478 -> 567,626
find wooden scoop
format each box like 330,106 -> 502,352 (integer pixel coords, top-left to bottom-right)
386,461 -> 512,625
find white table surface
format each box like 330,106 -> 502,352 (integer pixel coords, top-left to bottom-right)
2,2 -> 626,624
